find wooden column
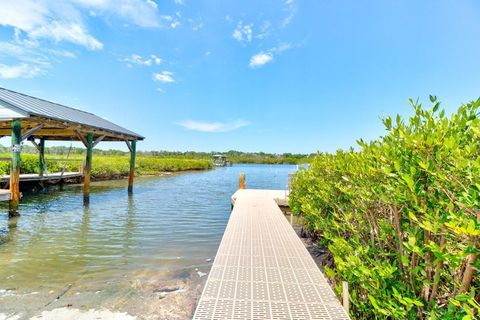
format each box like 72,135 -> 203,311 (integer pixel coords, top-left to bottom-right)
9,120 -> 21,216
128,140 -> 136,193
239,173 -> 246,189
83,133 -> 93,204
38,138 -> 45,176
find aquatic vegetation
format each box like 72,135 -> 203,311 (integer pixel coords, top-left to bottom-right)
0,154 -> 213,178
290,97 -> 480,319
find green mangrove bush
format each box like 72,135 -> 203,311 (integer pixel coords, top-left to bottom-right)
290,97 -> 480,319
0,154 -> 213,178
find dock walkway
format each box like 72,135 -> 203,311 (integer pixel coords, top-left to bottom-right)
0,172 -> 83,202
1,172 -> 83,183
193,189 -> 350,320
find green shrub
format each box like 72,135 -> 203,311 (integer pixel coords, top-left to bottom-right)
0,154 -> 212,177
290,97 -> 480,319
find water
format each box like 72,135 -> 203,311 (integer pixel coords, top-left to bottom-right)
0,164 -> 295,319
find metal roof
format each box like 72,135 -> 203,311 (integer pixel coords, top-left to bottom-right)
0,87 -> 144,140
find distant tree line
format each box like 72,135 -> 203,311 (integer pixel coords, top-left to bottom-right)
0,145 -> 313,164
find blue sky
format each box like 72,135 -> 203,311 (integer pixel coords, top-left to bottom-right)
0,0 -> 479,153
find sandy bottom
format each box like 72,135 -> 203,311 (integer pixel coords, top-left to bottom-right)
2,308 -> 136,320
0,267 -> 208,320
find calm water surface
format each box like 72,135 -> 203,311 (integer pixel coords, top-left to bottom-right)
0,164 -> 295,318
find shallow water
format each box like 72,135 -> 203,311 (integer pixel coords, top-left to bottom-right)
0,164 -> 295,319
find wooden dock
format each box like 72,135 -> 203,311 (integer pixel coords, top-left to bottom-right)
193,189 -> 350,320
0,172 -> 82,202
1,172 -> 83,183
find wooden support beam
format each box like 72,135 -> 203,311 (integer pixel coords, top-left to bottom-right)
75,130 -> 88,147
128,140 -> 136,193
83,132 -> 93,205
38,138 -> 45,177
125,140 -> 132,152
29,137 -> 40,151
21,124 -> 44,141
9,120 -> 21,217
93,135 -> 105,148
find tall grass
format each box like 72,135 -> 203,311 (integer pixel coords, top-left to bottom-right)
0,154 -> 213,178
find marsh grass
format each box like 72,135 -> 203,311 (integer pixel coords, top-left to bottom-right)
0,153 -> 213,178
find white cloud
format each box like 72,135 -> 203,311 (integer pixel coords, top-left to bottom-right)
189,17 -> 204,31
232,22 -> 253,43
248,43 -> 292,69
0,1 -> 103,50
146,0 -> 158,9
29,21 -> 103,50
281,0 -> 298,28
161,15 -> 181,29
123,54 -> 162,66
0,63 -> 43,79
271,42 -> 292,53
73,0 -> 161,28
153,71 -> 175,83
177,120 -> 250,133
0,0 -> 163,53
249,52 -> 273,68
0,0 -> 166,78
256,20 -> 272,39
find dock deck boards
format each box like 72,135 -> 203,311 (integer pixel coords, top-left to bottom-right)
194,189 -> 350,320
1,172 -> 82,183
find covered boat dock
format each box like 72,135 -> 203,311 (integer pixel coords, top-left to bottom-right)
0,87 -> 144,216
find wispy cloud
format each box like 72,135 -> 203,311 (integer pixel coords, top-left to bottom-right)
232,22 -> 253,43
174,0 -> 185,4
281,0 -> 298,28
249,43 -> 292,69
0,63 -> 43,79
0,0 -> 164,78
249,53 -> 273,68
177,119 -> 250,132
123,54 -> 162,67
160,15 -> 181,29
153,71 -> 175,83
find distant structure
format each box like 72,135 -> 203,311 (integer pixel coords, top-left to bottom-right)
0,87 -> 144,216
212,154 -> 231,167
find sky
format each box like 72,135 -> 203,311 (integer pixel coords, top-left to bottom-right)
0,0 -> 479,153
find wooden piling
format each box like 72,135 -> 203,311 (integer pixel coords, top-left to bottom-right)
9,120 -> 21,216
83,133 -> 93,204
38,138 -> 45,176
128,140 -> 136,193
238,173 -> 246,189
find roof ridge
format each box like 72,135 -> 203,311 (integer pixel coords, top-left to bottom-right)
0,86 -> 97,116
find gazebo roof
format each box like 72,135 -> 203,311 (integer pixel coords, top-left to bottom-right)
0,87 -> 144,141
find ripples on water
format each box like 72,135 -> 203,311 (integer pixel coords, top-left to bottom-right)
0,164 -> 295,317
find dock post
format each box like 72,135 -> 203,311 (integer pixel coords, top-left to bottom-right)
128,140 -> 136,193
38,138 -> 45,176
83,133 -> 93,205
239,173 -> 246,189
9,120 -> 21,216
342,281 -> 350,314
